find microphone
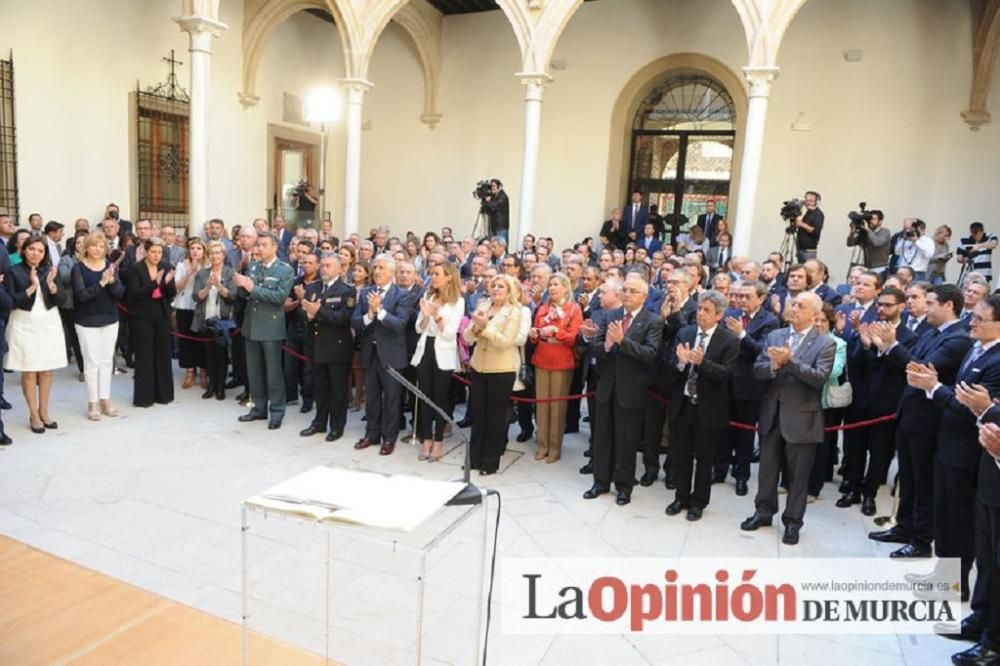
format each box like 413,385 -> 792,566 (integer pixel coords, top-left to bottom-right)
384,364 -> 482,506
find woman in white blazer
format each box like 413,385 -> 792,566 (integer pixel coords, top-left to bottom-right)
411,261 -> 465,462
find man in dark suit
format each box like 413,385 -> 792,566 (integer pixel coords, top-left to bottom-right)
225,227 -> 258,401
299,255 -> 356,442
583,274 -> 661,506
867,283 -> 973,557
664,290 -> 739,520
707,234 -> 733,274
717,280 -> 780,495
599,209 -> 627,251
804,259 -> 843,308
622,190 -> 648,243
396,260 -> 425,434
696,200 -> 723,246
272,216 -> 294,260
906,295 -> 1000,603
903,282 -> 934,339
282,252 -> 319,412
641,269 -> 697,487
741,292 -> 836,545
837,286 -> 916,515
233,233 -> 296,429
351,254 -> 419,455
638,223 -> 662,254
578,274 -> 609,473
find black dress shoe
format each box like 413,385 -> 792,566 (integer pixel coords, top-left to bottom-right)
300,425 -> 324,437
235,391 -> 249,403
782,525 -> 800,545
202,387 -> 215,399
686,506 -> 703,521
861,496 -> 877,516
583,484 -> 609,500
952,643 -> 1000,665
583,447 -> 592,458
300,399 -> 313,413
936,618 -> 984,643
516,430 -> 533,443
579,462 -> 594,475
890,543 -> 932,559
664,474 -> 676,490
835,490 -> 861,508
639,470 -> 657,487
325,430 -> 343,442
665,499 -> 687,516
238,413 -> 267,423
224,378 -> 241,389
0,399 -> 11,410
740,514 -> 773,531
868,527 -> 911,544
735,479 -> 748,496
268,420 -> 282,430
615,489 -> 631,506
838,480 -> 851,494
0,432 -> 11,445
215,390 -> 225,400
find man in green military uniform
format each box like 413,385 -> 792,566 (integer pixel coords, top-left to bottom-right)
233,232 -> 295,429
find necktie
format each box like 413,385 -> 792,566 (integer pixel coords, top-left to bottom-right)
623,311 -> 633,336
790,331 -> 804,354
908,318 -> 918,332
960,343 -> 985,378
741,313 -> 750,329
685,331 -> 709,403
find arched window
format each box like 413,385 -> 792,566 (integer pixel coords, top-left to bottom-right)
629,75 -> 736,241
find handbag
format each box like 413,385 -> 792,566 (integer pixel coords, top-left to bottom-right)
824,363 -> 853,409
205,316 -> 238,350
514,346 -> 534,392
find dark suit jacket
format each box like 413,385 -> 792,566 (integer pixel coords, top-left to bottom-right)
622,203 -> 648,237
731,308 -> 781,402
886,321 -> 973,434
932,344 -> 1000,471
644,287 -> 665,314
837,301 -> 878,342
310,279 -> 355,365
122,262 -> 176,320
753,327 -> 837,443
858,320 -> 918,416
667,325 -> 739,427
599,220 -> 627,250
351,283 -> 419,370
815,283 -> 843,308
696,212 -> 723,245
8,262 -> 68,311
591,307 -> 661,409
639,236 -> 662,254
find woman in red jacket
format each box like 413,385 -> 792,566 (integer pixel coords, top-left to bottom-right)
530,272 -> 582,463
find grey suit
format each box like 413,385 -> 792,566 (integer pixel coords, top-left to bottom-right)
752,327 -> 836,529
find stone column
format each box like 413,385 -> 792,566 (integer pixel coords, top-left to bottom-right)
174,13 -> 227,238
340,79 -> 372,238
731,66 -> 779,257
515,73 -> 551,244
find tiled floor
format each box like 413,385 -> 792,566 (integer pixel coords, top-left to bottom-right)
0,365 -> 968,664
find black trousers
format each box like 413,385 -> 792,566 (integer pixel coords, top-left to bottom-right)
415,339 -> 453,441
672,399 -> 722,508
230,332 -> 247,386
971,498 -> 999,640
642,385 -> 670,475
364,353 -> 404,443
716,399 -> 759,481
204,339 -> 228,392
584,365 -> 600,444
895,426 -> 936,549
843,413 -> 897,497
469,370 -> 514,473
311,361 -> 350,433
59,308 -> 83,373
755,424 -> 817,528
809,408 -> 844,496
593,397 -> 641,490
934,461 -> 977,597
175,309 -> 206,370
564,362 -> 584,431
130,314 -> 174,407
283,325 -> 312,402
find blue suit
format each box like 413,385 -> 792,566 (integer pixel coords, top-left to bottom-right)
622,203 -> 648,237
638,236 -> 662,254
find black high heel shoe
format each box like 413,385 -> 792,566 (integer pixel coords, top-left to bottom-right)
43,421 -> 57,430
202,387 -> 215,399
29,422 -> 45,434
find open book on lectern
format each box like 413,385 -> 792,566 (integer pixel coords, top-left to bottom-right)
244,466 -> 467,531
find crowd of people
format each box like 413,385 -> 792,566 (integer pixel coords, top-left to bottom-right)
2,194 -> 1000,663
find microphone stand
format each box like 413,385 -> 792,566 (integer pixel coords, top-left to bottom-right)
385,365 -> 483,506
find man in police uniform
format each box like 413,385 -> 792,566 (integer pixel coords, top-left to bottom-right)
233,233 -> 296,429
300,255 -> 355,441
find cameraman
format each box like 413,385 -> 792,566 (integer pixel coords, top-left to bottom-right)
893,218 -> 935,280
958,221 -> 998,283
794,190 -> 824,262
846,208 -> 891,273
481,179 -> 510,243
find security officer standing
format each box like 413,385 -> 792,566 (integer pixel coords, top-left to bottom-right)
300,255 -> 355,441
233,233 -> 295,430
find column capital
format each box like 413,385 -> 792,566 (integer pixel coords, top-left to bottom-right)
174,14 -> 227,38
742,66 -> 780,98
339,79 -> 374,103
515,72 -> 553,101
962,108 -> 991,131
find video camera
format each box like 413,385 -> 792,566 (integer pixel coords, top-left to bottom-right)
473,180 -> 493,201
780,198 -> 804,233
847,201 -> 871,237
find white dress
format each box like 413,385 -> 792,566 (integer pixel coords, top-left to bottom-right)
5,292 -> 68,371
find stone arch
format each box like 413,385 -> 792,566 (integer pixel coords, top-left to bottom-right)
964,0 -> 1000,130
391,1 -> 443,126
604,53 -> 749,221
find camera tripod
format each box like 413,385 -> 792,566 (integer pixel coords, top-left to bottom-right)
471,205 -> 489,241
848,231 -> 870,279
778,224 -> 798,272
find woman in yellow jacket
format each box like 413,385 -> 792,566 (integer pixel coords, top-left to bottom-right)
463,274 -> 523,475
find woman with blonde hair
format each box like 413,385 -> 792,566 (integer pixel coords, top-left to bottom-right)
192,241 -> 237,400
71,232 -> 125,420
463,274 -> 522,475
529,272 -> 583,463
173,237 -> 209,389
411,261 -> 463,462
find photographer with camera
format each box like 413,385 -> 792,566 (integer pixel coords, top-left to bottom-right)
957,221 -> 998,283
478,179 -> 510,243
846,207 -> 891,273
893,218 -> 935,281
794,191 -> 824,263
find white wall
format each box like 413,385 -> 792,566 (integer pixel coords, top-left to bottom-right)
3,0 -> 999,281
